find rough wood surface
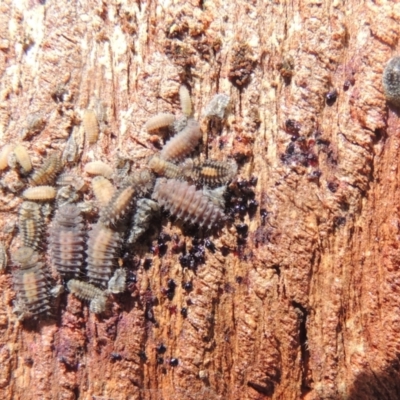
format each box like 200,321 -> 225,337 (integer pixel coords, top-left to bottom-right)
1,0 -> 400,399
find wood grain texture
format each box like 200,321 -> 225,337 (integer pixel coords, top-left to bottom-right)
0,0 -> 400,399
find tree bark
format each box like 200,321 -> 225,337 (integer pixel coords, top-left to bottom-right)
1,0 -> 400,399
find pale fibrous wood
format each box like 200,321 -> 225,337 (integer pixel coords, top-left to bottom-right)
0,1 -> 399,400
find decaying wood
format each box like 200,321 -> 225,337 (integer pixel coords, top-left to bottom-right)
1,0 -> 400,399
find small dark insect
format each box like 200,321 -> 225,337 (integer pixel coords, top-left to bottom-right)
326,89 -> 338,106
12,247 -> 51,319
67,279 -> 107,313
204,239 -> 216,253
327,181 -> 338,193
248,199 -> 258,218
152,178 -> 225,229
86,223 -> 121,287
48,204 -> 85,279
143,258 -> 153,270
110,353 -> 122,361
169,358 -> 179,367
382,56 -> 400,106
157,357 -> 164,364
30,152 -> 62,186
18,201 -> 43,251
284,119 -> 301,136
235,223 -> 248,236
183,281 -> 193,291
260,209 -> 268,226
99,186 -> 135,227
139,351 -> 147,362
166,279 -> 176,300
180,307 -> 187,317
159,119 -> 202,162
156,343 -> 167,354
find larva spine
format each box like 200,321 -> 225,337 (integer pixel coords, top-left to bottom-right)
99,185 -> 135,226
67,279 -> 107,314
84,161 -> 113,179
145,113 -> 175,132
83,109 -> 99,144
48,204 -> 85,279
127,198 -> 160,244
13,144 -> 32,173
86,223 -> 121,286
18,201 -> 43,250
179,85 -> 192,117
30,152 -> 62,186
152,178 -> 226,228
160,119 -> 202,162
92,176 -> 115,207
0,144 -> 14,171
23,186 -> 57,201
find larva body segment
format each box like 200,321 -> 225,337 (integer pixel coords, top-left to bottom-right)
160,119 -> 202,162
0,144 -> 14,171
30,153 -> 62,186
107,268 -> 127,293
187,159 -> 238,186
179,85 -> 192,117
145,113 -> 175,132
148,156 -> 181,179
67,279 -> 107,314
23,186 -> 56,201
92,176 -> 115,207
14,144 -> 32,173
152,178 -> 225,228
48,205 -> 85,278
86,223 -> 121,286
84,161 -> 113,179
99,186 -> 135,226
18,201 -> 43,250
83,109 -> 99,144
127,198 -> 160,244
12,247 -> 51,318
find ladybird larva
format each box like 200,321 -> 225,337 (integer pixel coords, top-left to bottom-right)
160,119 -> 202,162
126,169 -> 156,196
92,176 -> 115,207
204,94 -> 230,119
179,85 -> 192,117
127,198 -> 160,244
152,178 -> 225,228
13,144 -> 32,173
99,185 -> 135,226
48,205 -> 85,279
83,109 -> 99,144
23,186 -> 56,201
187,159 -> 238,186
107,268 -> 127,294
148,156 -> 181,179
84,161 -> 113,179
67,279 -> 107,314
0,242 -> 7,272
18,201 -> 43,250
145,113 -> 175,133
56,173 -> 86,191
12,247 -> 51,318
86,223 -> 121,286
30,152 -> 62,186
0,144 -> 14,171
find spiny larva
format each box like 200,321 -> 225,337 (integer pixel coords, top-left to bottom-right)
145,113 -> 175,133
67,279 -> 107,314
30,152 -> 62,186
18,201 -> 43,250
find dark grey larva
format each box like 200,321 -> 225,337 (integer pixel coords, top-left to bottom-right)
127,198 -> 160,244
48,204 -> 85,279
383,56 -> 400,106
18,201 -> 43,250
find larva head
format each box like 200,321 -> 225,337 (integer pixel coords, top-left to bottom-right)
148,156 -> 166,174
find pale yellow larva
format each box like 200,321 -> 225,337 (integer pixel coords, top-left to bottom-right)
14,144 -> 32,173
145,113 -> 175,133
179,85 -> 192,117
23,186 -> 56,201
0,144 -> 14,171
84,161 -> 113,179
83,109 -> 99,144
92,176 -> 115,207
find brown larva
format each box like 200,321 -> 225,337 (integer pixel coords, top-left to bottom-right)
0,242 -> 7,272
86,223 -> 121,286
152,178 -> 226,228
160,119 -> 202,162
83,109 -> 99,144
0,144 -> 14,171
107,268 -> 127,294
92,176 -> 115,207
84,161 -> 113,179
67,279 -> 107,314
99,185 -> 135,226
18,201 -> 43,251
127,198 -> 160,244
12,246 -> 51,318
48,204 -> 85,279
23,186 -> 57,201
30,152 -> 62,186
13,144 -> 32,173
179,85 -> 192,117
148,156 -> 181,179
186,159 -> 238,186
145,113 -> 175,133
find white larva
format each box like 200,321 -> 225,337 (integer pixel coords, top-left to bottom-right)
179,85 -> 192,117
23,186 -> 57,201
13,144 -> 32,173
145,113 -> 175,133
84,161 -> 113,179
